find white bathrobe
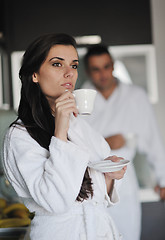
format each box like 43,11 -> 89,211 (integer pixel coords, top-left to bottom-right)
81,80 -> 165,240
3,115 -> 122,240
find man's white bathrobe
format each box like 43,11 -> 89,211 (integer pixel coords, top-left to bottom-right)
3,115 -> 122,240
81,80 -> 165,240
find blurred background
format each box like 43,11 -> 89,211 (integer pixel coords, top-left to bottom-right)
0,0 -> 165,239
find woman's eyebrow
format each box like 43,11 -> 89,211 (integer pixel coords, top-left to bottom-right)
49,57 -> 64,61
49,57 -> 79,62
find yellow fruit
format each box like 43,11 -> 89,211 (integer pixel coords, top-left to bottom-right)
10,209 -> 30,219
0,199 -> 7,209
0,217 -> 31,228
3,203 -> 29,215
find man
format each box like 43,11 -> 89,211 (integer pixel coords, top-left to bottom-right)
81,45 -> 165,240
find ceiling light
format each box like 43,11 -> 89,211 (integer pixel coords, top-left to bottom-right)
74,35 -> 102,45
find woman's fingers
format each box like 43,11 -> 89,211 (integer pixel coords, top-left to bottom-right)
54,91 -> 78,141
123,166 -> 127,171
104,155 -> 127,180
56,100 -> 78,116
104,166 -> 127,180
55,91 -> 75,103
56,98 -> 76,108
53,91 -> 78,118
54,91 -> 78,116
59,106 -> 78,116
105,155 -> 124,162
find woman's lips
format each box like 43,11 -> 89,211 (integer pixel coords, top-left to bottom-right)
61,83 -> 73,89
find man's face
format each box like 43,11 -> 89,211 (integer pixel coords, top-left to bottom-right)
87,53 -> 114,91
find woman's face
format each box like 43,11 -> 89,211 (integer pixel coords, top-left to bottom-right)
32,44 -> 79,102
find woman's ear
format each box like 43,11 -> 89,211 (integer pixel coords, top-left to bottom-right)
32,73 -> 39,83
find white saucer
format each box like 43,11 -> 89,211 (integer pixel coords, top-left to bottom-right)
88,159 -> 130,173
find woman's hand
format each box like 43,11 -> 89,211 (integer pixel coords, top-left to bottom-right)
54,91 -> 78,141
104,155 -> 127,180
104,155 -> 127,195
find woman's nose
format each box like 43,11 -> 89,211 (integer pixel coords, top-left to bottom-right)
64,67 -> 73,78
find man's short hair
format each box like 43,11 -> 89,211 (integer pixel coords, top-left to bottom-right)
84,44 -> 113,70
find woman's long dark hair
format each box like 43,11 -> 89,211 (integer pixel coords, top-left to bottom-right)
11,33 -> 93,201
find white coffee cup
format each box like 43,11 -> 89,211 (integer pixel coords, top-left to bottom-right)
72,89 -> 97,115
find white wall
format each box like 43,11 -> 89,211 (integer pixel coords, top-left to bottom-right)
151,0 -> 165,144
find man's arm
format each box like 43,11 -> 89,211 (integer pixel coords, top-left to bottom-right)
105,134 -> 126,150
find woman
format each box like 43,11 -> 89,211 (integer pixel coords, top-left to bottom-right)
3,33 -> 126,240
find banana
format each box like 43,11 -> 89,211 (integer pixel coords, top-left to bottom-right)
9,209 -> 30,219
0,217 -> 31,228
3,203 -> 29,215
0,199 -> 7,209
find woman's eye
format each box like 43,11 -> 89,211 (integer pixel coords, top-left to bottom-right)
72,64 -> 78,69
52,62 -> 62,67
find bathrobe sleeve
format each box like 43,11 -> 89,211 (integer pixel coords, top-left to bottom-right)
76,117 -> 121,205
3,126 -> 90,214
101,176 -> 120,208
